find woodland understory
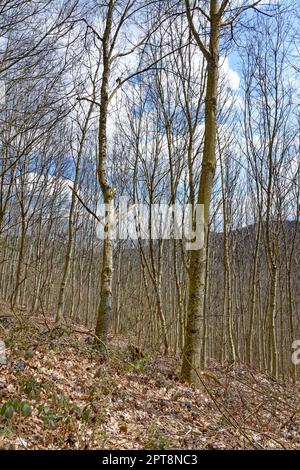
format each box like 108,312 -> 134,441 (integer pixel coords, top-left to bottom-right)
0,308 -> 299,450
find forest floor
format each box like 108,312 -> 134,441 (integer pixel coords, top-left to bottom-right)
0,308 -> 299,450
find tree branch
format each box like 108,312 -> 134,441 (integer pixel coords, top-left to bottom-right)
185,0 -> 210,61
76,96 -> 101,107
68,185 -> 102,224
79,18 -> 103,43
218,0 -> 230,19
220,0 -> 264,27
108,42 -> 192,102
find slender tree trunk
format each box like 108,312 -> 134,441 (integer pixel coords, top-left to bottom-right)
56,104 -> 94,324
269,264 -> 278,377
95,1 -> 115,344
12,217 -> 26,308
181,0 -> 219,382
247,219 -> 261,365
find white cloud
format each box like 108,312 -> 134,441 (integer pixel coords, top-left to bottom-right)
220,56 -> 240,90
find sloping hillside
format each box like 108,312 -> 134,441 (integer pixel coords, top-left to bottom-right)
0,311 -> 299,450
